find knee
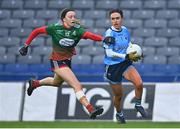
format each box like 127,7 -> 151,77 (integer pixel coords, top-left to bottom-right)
75,90 -> 85,100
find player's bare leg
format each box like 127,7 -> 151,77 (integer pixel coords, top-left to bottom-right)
124,66 -> 147,118
39,74 -> 64,87
111,84 -> 126,124
54,67 -> 104,119
27,74 -> 64,96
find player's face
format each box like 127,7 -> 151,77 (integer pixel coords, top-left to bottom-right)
63,11 -> 77,28
110,12 -> 123,30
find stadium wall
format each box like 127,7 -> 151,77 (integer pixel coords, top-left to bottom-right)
0,82 -> 179,122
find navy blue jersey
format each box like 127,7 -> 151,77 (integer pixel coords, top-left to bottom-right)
103,26 -> 131,65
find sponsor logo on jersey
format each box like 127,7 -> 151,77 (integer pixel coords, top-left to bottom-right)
59,38 -> 75,47
65,31 -> 71,37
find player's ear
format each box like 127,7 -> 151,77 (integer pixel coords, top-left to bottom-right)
62,18 -> 67,23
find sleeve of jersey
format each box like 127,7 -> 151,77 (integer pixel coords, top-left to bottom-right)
103,30 -> 113,49
81,31 -> 102,41
103,37 -> 114,50
25,26 -> 48,46
103,30 -> 126,58
105,49 -> 126,59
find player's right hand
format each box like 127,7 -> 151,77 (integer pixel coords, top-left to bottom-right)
126,51 -> 140,62
19,45 -> 28,56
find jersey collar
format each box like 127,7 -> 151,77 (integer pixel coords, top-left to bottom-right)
110,26 -> 122,32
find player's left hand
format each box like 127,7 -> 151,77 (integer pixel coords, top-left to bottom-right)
19,45 -> 28,56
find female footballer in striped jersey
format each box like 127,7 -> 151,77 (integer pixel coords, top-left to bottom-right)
19,8 -> 103,119
103,9 -> 146,123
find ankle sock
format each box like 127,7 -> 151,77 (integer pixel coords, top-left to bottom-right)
86,104 -> 94,113
32,80 -> 40,88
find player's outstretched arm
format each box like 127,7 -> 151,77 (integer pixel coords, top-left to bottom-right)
82,31 -> 102,41
19,26 -> 48,56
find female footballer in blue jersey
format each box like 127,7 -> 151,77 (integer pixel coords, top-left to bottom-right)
103,9 -> 146,123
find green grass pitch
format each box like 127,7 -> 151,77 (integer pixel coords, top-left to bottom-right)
0,121 -> 180,128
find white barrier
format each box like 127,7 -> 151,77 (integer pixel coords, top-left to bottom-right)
153,83 -> 180,122
0,82 -> 23,121
23,83 -> 58,121
0,82 -> 57,121
0,82 -> 179,121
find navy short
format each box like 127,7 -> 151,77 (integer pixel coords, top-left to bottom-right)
50,59 -> 71,71
105,60 -> 132,83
